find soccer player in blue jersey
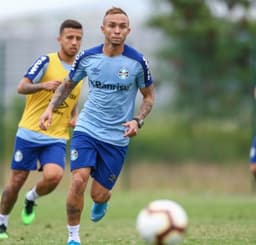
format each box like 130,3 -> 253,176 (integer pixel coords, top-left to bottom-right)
250,139 -> 256,187
249,88 -> 256,188
40,7 -> 155,245
0,19 -> 83,240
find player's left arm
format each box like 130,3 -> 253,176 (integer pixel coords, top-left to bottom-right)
136,84 -> 155,120
123,84 -> 154,137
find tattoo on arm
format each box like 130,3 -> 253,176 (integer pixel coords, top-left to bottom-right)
17,81 -> 44,95
138,100 -> 153,119
137,85 -> 154,119
49,81 -> 75,109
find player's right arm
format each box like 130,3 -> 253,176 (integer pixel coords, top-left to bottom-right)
17,77 -> 62,94
39,77 -> 77,130
17,55 -> 61,94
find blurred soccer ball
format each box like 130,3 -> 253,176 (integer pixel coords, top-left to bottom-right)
136,199 -> 188,245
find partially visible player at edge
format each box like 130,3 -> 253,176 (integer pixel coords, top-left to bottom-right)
249,86 -> 256,188
0,19 -> 83,240
39,7 -> 155,245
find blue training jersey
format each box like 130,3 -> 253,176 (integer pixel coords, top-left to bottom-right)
69,44 -> 153,146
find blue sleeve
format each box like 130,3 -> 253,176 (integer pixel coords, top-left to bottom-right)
69,51 -> 87,83
137,56 -> 153,88
122,45 -> 153,87
24,55 -> 49,83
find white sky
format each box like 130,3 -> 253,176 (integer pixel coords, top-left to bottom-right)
0,0 -> 151,20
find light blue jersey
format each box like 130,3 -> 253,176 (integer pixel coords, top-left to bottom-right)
69,44 -> 153,146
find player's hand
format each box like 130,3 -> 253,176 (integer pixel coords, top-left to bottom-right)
42,80 -> 62,91
68,117 -> 77,128
39,108 -> 53,130
122,120 -> 138,137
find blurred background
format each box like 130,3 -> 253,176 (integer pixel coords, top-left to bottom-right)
0,0 -> 255,194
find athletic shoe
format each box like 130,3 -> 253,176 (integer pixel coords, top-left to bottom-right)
21,199 -> 36,225
0,224 -> 8,239
67,240 -> 80,245
90,202 -> 108,222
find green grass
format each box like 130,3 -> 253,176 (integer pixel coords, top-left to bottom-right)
1,189 -> 256,245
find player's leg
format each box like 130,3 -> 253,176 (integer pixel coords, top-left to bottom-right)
90,180 -> 111,222
90,141 -> 128,222
22,142 -> 65,225
250,164 -> 256,178
21,164 -> 64,224
66,168 -> 90,245
250,163 -> 256,191
0,136 -> 36,238
250,165 -> 256,192
67,131 -> 95,245
0,170 -> 29,239
33,163 -> 64,195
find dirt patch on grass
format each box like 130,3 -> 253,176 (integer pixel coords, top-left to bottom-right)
119,162 -> 252,194
0,162 -> 253,194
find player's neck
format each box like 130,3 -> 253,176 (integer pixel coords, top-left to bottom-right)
103,44 -> 124,57
57,51 -> 75,65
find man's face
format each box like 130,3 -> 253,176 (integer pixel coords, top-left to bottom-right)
101,13 -> 130,46
58,28 -> 83,57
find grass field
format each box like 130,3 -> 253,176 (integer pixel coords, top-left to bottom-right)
1,163 -> 256,244
0,189 -> 256,244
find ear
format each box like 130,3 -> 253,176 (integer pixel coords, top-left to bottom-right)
100,25 -> 105,33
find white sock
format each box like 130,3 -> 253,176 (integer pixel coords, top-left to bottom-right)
67,224 -> 80,242
25,186 -> 39,201
0,214 -> 9,227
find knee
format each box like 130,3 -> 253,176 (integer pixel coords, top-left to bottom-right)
91,190 -> 111,203
45,172 -> 63,187
43,165 -> 64,187
71,172 -> 89,195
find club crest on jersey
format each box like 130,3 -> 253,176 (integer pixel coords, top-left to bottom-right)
91,67 -> 101,75
14,150 -> 23,162
71,149 -> 78,161
118,67 -> 129,79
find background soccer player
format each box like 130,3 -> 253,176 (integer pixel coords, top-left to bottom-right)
0,19 -> 83,239
39,7 -> 155,245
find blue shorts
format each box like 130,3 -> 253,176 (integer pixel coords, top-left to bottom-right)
250,136 -> 256,163
11,137 -> 66,171
70,131 -> 128,190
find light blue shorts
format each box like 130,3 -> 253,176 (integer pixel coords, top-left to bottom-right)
70,131 -> 128,190
11,137 -> 66,171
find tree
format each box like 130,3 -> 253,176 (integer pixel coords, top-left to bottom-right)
149,0 -> 256,119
